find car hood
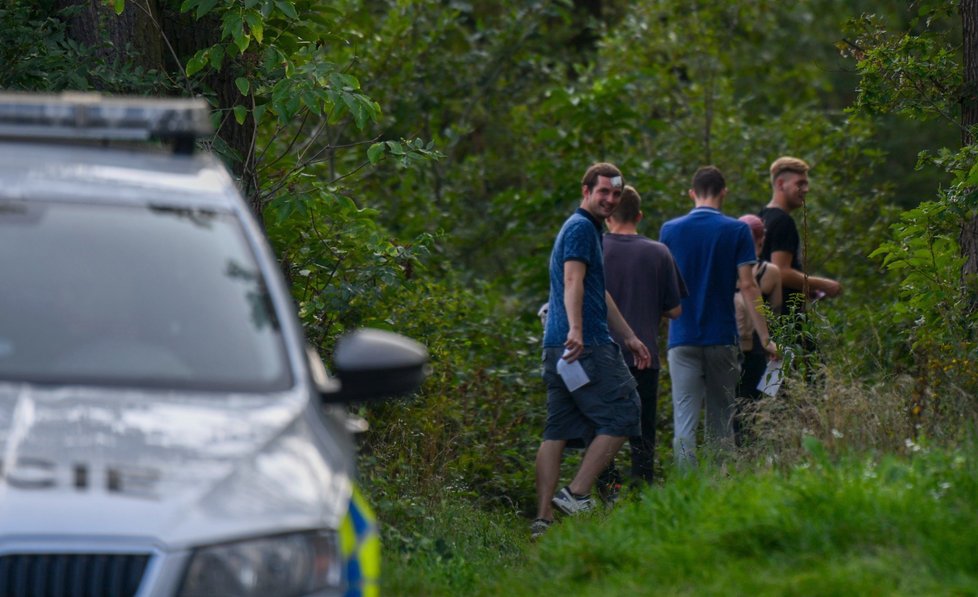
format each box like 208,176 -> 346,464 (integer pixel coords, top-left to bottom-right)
0,384 -> 352,549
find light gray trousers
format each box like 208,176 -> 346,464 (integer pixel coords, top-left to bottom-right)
667,344 -> 741,469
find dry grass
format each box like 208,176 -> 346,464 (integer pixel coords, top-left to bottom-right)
735,365 -> 977,470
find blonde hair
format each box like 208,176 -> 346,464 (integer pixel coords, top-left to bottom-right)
769,156 -> 809,185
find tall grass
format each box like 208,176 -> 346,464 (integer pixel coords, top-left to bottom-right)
383,435 -> 978,595
378,361 -> 978,595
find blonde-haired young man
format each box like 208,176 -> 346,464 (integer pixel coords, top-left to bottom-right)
759,156 -> 842,311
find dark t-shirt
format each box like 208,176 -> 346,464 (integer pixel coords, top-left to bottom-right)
603,233 -> 687,368
759,206 -> 803,312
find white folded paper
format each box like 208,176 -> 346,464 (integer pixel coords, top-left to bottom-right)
757,358 -> 784,397
557,351 -> 589,391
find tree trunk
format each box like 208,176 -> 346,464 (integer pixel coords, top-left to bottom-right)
960,0 -> 978,274
157,6 -> 260,217
54,2 -> 261,219
54,0 -> 163,76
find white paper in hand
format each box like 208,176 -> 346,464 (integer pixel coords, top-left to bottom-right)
557,350 -> 589,391
757,358 -> 784,397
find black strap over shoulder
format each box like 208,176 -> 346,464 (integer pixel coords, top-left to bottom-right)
755,260 -> 768,285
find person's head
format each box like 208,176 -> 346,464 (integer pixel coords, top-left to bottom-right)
609,185 -> 642,225
739,213 -> 765,256
769,156 -> 809,211
581,162 -> 623,192
580,162 -> 624,220
689,165 -> 726,202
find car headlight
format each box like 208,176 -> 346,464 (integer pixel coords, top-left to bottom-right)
178,530 -> 343,597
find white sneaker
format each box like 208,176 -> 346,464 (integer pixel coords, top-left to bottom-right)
551,486 -> 596,515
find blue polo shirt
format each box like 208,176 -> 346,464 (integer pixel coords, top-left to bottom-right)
660,207 -> 756,348
543,208 -> 612,347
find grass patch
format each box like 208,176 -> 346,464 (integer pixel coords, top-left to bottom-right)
380,494 -> 531,595
379,438 -> 978,595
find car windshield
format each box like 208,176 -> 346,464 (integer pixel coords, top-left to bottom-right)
0,200 -> 291,391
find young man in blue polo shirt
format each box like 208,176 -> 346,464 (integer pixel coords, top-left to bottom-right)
660,166 -> 777,469
532,162 -> 651,538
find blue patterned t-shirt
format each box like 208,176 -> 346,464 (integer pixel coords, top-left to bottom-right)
543,209 -> 613,347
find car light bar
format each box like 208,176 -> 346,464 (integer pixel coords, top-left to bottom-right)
0,92 -> 212,150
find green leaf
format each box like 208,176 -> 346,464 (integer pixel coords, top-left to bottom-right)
300,90 -> 323,115
235,77 -> 251,96
275,0 -> 299,19
244,12 -> 264,44
208,44 -> 225,70
113,0 -> 125,15
185,50 -> 208,77
232,25 -> 251,53
233,105 -> 248,125
368,142 -> 385,164
195,0 -> 219,19
253,103 -> 267,123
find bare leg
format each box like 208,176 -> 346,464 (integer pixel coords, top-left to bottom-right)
568,434 -> 626,496
535,439 -> 566,520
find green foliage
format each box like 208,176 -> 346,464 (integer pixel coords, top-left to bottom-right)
357,274 -> 546,515
0,2 -> 166,93
263,187 -> 434,352
843,2 -> 978,415
9,4 -> 978,586
466,443 -> 978,596
382,439 -> 978,595
870,200 -> 966,340
172,0 -> 384,136
0,3 -> 76,90
842,3 -> 961,124
378,493 -> 530,596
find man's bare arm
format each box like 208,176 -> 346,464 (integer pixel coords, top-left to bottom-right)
562,260 -> 586,361
739,264 -> 777,358
605,291 -> 652,369
769,250 -> 842,298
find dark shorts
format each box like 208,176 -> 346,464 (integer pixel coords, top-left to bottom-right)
541,344 -> 640,440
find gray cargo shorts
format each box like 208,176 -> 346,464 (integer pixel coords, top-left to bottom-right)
541,343 -> 640,440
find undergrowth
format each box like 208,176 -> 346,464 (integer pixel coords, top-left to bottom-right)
380,433 -> 978,595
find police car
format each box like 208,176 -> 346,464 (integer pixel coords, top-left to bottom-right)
0,93 -> 426,597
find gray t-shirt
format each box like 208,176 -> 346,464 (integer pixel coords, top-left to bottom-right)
603,233 -> 687,368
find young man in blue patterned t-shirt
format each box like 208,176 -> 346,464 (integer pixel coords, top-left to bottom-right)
532,162 -> 652,538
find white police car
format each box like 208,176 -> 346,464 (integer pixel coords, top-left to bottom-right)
0,93 -> 426,597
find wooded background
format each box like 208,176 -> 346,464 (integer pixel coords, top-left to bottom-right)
4,0 -> 978,514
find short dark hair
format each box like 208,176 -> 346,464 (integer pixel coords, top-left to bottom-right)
691,165 -> 725,198
581,162 -> 623,191
610,185 -> 641,223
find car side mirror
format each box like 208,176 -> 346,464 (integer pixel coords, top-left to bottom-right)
318,328 -> 428,404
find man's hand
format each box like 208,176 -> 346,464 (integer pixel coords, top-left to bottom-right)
821,279 -> 842,298
624,336 -> 652,370
761,337 -> 779,360
563,329 -> 584,362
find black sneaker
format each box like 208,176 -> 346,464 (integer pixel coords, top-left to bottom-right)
551,486 -> 596,515
596,464 -> 623,507
529,517 -> 552,540
597,481 -> 622,507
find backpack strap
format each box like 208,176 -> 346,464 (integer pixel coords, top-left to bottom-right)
755,260 -> 768,285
